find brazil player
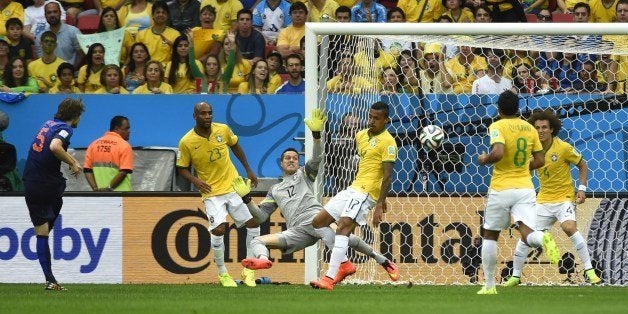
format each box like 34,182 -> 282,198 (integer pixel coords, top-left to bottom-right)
232,109 -> 399,283
176,101 -> 260,287
309,101 -> 398,290
23,98 -> 85,291
504,110 -> 601,286
476,90 -> 560,295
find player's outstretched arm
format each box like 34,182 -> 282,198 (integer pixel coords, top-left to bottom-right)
232,176 -> 271,223
529,150 -> 545,170
478,143 -> 505,165
304,108 -> 327,181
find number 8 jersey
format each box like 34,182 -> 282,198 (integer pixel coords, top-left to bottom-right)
488,117 -> 543,191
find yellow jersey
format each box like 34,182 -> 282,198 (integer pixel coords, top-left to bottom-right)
488,117 -> 543,191
445,55 -> 487,94
28,57 -> 67,91
536,138 -> 582,203
351,128 -> 397,200
176,123 -> 239,199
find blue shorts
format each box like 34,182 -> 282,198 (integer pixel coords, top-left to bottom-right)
24,180 -> 66,227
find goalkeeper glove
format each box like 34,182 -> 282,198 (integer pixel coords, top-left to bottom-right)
304,108 -> 327,138
231,176 -> 252,203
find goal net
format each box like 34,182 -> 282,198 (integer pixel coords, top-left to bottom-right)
304,23 -> 628,286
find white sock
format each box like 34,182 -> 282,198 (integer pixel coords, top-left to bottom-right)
246,227 -> 260,259
512,239 -> 529,278
325,235 -> 349,279
250,237 -> 269,260
316,227 -> 349,262
526,231 -> 544,248
210,234 -> 227,275
348,234 -> 387,264
481,239 -> 497,288
570,231 -> 593,270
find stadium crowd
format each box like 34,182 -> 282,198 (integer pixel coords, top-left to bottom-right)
0,0 -> 623,95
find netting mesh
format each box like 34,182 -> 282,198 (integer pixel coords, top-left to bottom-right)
316,33 -> 628,286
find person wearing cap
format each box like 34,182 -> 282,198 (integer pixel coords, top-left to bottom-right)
419,43 -> 453,94
275,53 -> 304,93
235,8 -> 265,65
445,45 -> 487,94
266,49 -> 283,89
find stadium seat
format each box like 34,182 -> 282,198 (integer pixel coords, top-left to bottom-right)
526,14 -> 537,22
65,14 -> 75,26
77,15 -> 100,34
552,13 -> 574,22
265,45 -> 277,59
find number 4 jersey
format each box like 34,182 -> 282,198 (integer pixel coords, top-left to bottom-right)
488,117 -> 543,191
23,119 -> 74,184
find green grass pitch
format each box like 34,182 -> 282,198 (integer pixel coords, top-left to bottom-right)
2,284 -> 627,313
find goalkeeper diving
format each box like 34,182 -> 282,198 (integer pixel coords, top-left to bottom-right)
232,109 -> 399,283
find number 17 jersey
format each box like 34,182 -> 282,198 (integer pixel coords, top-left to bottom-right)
488,117 -> 543,191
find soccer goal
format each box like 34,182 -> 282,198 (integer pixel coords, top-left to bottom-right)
303,23 -> 628,286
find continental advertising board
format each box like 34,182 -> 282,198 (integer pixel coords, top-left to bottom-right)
1,196 -> 625,284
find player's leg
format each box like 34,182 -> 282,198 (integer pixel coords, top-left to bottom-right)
228,193 -> 261,287
506,206 -> 556,287
205,197 -> 236,287
558,203 -> 600,284
477,190 -> 510,295
347,235 -> 400,281
311,189 -> 373,290
512,190 -> 560,264
26,181 -> 66,290
241,233 -> 280,270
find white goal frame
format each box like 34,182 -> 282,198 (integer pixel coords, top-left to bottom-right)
302,22 -> 628,285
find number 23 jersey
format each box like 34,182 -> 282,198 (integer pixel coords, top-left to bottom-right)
177,123 -> 238,198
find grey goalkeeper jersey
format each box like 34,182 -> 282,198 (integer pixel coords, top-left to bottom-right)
258,159 -> 322,228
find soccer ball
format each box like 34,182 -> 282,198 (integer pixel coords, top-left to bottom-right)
419,125 -> 444,150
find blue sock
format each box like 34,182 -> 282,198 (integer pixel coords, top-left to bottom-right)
36,235 -> 55,283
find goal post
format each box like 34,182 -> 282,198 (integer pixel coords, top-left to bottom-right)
303,23 -> 628,285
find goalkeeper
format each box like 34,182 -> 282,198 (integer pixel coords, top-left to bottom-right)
232,109 -> 399,284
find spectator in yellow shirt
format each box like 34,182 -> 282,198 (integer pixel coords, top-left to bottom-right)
0,0 -> 24,37
135,1 -> 181,66
77,43 -> 105,93
166,35 -> 203,93
133,60 -> 174,94
48,62 -> 80,94
445,45 -> 487,94
200,0 -> 243,31
237,59 -> 280,94
277,1 -> 307,59
94,64 -> 129,94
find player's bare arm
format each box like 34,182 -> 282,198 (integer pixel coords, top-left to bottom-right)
231,142 -> 258,187
529,150 -> 545,170
177,166 -> 211,194
576,159 -> 588,203
478,143 -> 504,165
373,162 -> 394,225
50,138 -> 82,178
